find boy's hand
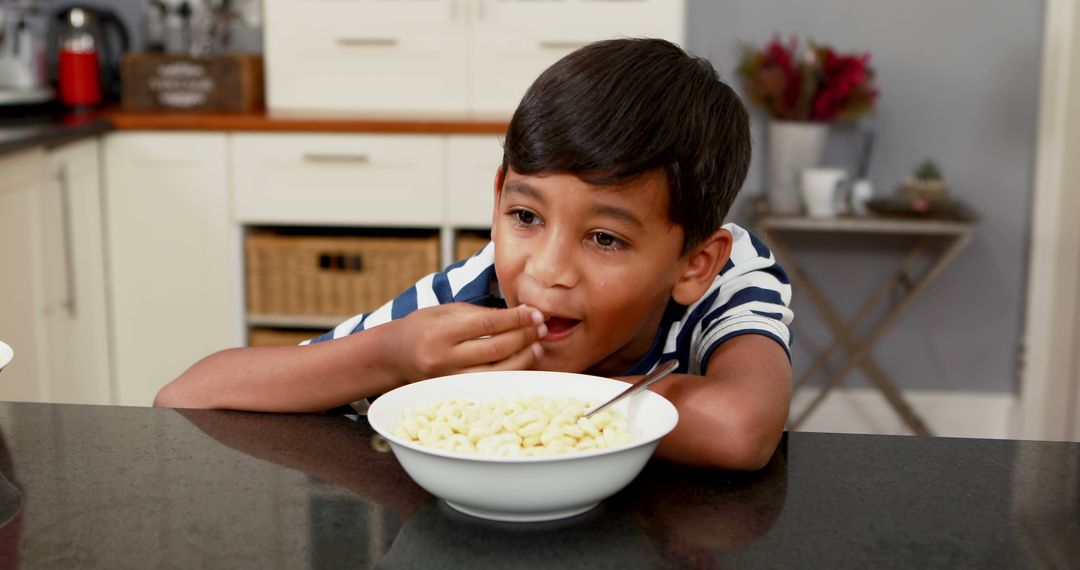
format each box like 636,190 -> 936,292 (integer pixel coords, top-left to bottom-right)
385,303 -> 547,382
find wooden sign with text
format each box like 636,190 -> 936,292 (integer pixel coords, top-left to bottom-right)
122,53 -> 263,113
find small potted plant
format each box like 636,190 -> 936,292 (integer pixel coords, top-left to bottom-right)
901,160 -> 950,202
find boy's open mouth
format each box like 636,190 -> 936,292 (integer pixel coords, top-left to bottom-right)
542,316 -> 581,341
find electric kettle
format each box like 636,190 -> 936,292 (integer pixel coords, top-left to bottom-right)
46,4 -> 130,106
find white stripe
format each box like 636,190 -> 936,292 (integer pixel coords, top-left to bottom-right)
332,313 -> 366,339
415,273 -> 439,309
359,299 -> 395,331
662,319 -> 681,354
725,223 -> 759,266
700,314 -> 791,349
447,242 -> 495,296
712,300 -> 794,325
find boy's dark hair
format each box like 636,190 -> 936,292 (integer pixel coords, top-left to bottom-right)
501,38 -> 751,254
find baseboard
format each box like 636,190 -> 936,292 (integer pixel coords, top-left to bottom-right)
790,387 -> 1018,439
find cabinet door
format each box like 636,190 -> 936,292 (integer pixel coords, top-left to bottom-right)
446,135 -> 502,228
0,149 -> 50,402
41,139 -> 113,405
103,133 -> 243,406
265,0 -> 469,114
469,0 -> 686,114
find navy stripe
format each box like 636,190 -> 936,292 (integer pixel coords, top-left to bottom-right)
751,309 -> 786,320
747,229 -> 772,259
672,288 -> 725,370
431,271 -> 454,303
763,260 -> 791,286
454,265 -> 497,302
307,330 -> 337,344
621,300 -> 686,376
700,286 -> 785,330
720,258 -> 735,274
390,286 -> 418,320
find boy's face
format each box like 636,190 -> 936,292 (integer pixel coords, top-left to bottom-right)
492,167 -> 690,376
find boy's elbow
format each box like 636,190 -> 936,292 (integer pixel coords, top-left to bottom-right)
153,382 -> 179,408
153,379 -> 204,409
716,435 -> 780,471
694,413 -> 784,471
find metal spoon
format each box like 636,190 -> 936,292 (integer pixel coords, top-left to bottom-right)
584,359 -> 679,418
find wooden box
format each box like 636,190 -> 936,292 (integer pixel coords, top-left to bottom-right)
122,53 -> 264,113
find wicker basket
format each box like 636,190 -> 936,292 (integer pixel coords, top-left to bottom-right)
246,232 -> 440,317
455,231 -> 490,261
248,328 -> 318,347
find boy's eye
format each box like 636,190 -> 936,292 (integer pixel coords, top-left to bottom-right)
591,232 -> 625,250
513,210 -> 539,225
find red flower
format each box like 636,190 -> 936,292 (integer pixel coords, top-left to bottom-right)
737,37 -> 878,122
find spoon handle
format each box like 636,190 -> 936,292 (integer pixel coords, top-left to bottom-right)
584,359 -> 679,418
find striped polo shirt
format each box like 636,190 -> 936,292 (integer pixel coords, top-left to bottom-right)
306,223 -> 793,376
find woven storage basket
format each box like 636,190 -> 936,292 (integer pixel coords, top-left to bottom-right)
246,233 -> 440,317
454,231 -> 490,261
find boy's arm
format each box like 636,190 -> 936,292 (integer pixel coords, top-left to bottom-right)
627,334 -> 792,471
155,303 -> 547,412
154,325 -> 404,412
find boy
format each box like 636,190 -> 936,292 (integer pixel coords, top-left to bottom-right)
156,38 -> 794,471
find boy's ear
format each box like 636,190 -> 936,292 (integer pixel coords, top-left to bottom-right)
672,228 -> 734,306
490,167 -> 506,240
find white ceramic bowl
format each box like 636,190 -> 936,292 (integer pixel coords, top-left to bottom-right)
367,370 -> 679,522
0,341 -> 12,373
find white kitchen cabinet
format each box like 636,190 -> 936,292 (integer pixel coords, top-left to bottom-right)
0,140 -> 112,405
231,133 -> 445,227
446,134 -> 502,228
0,149 -> 51,403
264,0 -> 685,115
103,133 -> 243,406
265,0 -> 469,115
469,0 -> 686,114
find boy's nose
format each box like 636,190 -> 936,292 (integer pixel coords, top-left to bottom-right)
525,234 -> 580,289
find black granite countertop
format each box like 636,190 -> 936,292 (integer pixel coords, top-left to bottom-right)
0,402 -> 1076,568
0,113 -> 111,157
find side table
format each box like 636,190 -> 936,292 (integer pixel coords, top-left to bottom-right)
754,213 -> 976,437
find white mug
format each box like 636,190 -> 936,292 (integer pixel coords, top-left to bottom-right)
801,167 -> 848,217
0,341 -> 12,374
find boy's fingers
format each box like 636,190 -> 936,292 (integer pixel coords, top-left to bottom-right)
455,304 -> 545,338
457,323 -> 546,366
462,342 -> 542,374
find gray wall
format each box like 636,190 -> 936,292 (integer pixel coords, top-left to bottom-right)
688,0 -> 1043,392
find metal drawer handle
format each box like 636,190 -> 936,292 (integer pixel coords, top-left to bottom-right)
539,40 -> 590,51
302,153 -> 371,165
336,37 -> 399,48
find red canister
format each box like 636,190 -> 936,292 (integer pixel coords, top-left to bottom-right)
57,8 -> 102,107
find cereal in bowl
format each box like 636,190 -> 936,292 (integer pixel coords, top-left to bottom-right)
394,395 -> 630,457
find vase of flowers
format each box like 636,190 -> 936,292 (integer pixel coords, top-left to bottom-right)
738,37 -> 879,214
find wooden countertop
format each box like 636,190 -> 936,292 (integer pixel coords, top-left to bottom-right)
103,110 -> 511,134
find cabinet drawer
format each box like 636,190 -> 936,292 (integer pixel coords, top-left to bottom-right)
446,135 -> 502,227
232,134 -> 445,226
